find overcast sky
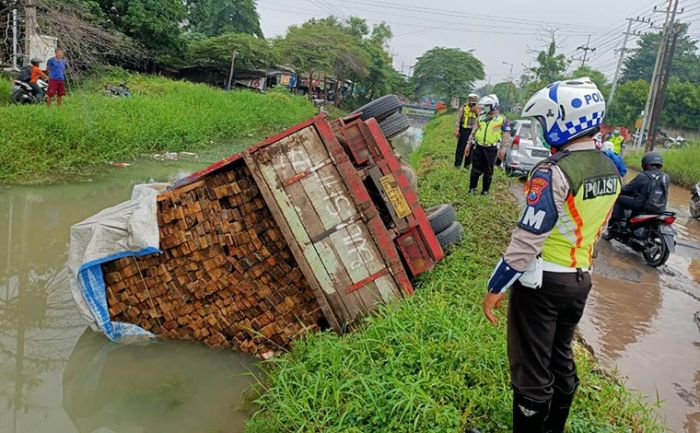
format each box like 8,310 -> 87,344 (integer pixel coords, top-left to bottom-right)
257,0 -> 700,85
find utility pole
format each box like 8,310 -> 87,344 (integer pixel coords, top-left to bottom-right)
226,50 -> 239,91
638,0 -> 681,151
11,8 -> 19,70
502,61 -> 514,111
23,0 -> 37,66
608,17 -> 648,108
573,35 -> 596,67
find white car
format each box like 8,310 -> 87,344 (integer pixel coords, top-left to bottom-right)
503,119 -> 550,177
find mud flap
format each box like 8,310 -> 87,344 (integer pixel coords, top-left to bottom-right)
659,224 -> 676,254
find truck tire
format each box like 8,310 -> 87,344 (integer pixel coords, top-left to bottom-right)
351,94 -> 401,121
380,112 -> 411,140
426,204 -> 456,234
436,221 -> 464,250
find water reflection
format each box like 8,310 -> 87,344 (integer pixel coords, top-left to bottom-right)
0,157 -> 258,433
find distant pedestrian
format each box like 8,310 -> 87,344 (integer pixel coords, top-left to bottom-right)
46,48 -> 68,108
454,93 -> 480,168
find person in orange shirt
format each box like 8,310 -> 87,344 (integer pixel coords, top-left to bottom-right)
28,58 -> 48,99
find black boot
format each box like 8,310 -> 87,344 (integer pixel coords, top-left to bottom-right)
544,387 -> 576,433
513,393 -> 550,433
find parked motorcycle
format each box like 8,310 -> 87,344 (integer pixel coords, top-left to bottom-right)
658,129 -> 686,149
603,211 -> 677,267
691,182 -> 700,219
104,81 -> 131,98
11,78 -> 48,104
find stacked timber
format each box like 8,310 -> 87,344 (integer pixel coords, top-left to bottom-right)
102,162 -> 323,356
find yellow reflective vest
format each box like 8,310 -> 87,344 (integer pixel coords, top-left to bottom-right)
610,135 -> 624,155
462,105 -> 478,129
541,150 -> 621,269
475,114 -> 506,146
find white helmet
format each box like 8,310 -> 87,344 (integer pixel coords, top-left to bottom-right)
521,77 -> 605,148
468,93 -> 479,104
479,94 -> 499,113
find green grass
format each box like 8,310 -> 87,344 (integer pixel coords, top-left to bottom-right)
244,115 -> 665,433
0,74 -> 12,106
624,143 -> 700,188
0,71 -> 317,183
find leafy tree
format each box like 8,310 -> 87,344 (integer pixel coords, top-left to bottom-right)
662,79 -> 700,130
528,39 -> 569,89
604,79 -> 648,128
621,24 -> 700,84
492,81 -> 518,112
569,65 -> 610,99
186,0 -> 263,38
411,47 -> 485,101
187,32 -> 276,72
91,0 -> 187,54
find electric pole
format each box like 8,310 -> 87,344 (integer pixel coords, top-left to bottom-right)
573,35 -> 596,67
23,0 -> 37,65
608,17 -> 648,108
638,0 -> 681,151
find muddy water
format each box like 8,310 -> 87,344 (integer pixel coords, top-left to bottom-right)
578,178 -> 700,432
0,157 -> 257,433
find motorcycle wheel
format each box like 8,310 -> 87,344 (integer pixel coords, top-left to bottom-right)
642,229 -> 670,267
11,89 -> 30,104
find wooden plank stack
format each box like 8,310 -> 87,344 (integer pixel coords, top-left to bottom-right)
102,161 -> 323,356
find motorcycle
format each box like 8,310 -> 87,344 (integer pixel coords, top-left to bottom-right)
104,81 -> 131,98
658,129 -> 686,149
691,182 -> 700,219
603,211 -> 677,267
11,78 -> 48,104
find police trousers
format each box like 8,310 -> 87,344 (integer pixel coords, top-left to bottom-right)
469,144 -> 498,192
455,127 -> 473,168
507,271 -> 592,402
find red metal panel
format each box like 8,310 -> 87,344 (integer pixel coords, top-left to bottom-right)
345,268 -> 390,294
396,228 -> 432,277
168,153 -> 244,190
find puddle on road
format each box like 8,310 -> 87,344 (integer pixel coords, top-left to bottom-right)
579,178 -> 700,433
0,155 -> 258,433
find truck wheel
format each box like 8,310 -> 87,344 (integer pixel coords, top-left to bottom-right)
380,112 -> 411,140
426,204 -> 456,234
351,94 -> 401,121
436,221 -> 464,251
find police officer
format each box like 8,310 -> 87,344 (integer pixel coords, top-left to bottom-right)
482,78 -> 621,432
454,93 -> 480,168
609,128 -> 624,155
470,94 -> 510,195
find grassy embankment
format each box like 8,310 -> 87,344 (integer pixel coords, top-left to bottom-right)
624,143 -> 700,187
245,115 -> 665,432
0,70 -> 317,183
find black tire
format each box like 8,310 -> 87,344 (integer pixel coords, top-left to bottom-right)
642,229 -> 670,267
379,112 -> 411,140
436,221 -> 464,250
351,94 -> 401,121
426,204 -> 456,234
11,89 -> 31,104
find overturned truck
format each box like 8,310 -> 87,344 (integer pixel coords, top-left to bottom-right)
69,97 -> 455,357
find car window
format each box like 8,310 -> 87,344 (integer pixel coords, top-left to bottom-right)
519,123 -> 531,139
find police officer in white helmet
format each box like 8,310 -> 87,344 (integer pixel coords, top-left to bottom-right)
480,78 -> 621,432
470,94 -> 511,195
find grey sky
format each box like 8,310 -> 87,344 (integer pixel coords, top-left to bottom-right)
258,0 -> 700,85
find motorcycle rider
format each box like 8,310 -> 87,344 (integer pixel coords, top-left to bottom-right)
607,152 -> 670,233
469,94 -> 510,195
482,78 -> 621,433
454,93 -> 480,168
18,58 -> 47,100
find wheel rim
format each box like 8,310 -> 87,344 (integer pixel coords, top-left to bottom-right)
643,232 -> 666,264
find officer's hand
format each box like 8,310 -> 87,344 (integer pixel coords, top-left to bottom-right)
454,130 -> 460,138
482,292 -> 505,326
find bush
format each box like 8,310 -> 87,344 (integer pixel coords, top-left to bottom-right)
0,72 -> 317,182
624,143 -> 700,188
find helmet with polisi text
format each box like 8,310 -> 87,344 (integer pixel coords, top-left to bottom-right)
521,77 -> 605,148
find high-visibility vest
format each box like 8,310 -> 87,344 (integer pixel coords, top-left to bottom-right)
475,114 -> 506,146
462,105 -> 478,129
610,135 -> 624,155
540,150 -> 621,269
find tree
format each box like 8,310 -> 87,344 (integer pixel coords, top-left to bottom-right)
621,24 -> 700,84
569,65 -> 610,99
662,79 -> 700,130
411,47 -> 484,101
186,0 -> 263,38
492,81 -> 518,113
604,79 -> 648,128
187,32 -> 276,72
528,39 -> 569,89
92,0 -> 188,54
